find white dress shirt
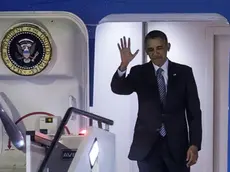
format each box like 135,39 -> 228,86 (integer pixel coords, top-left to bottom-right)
117,60 -> 169,92
153,60 -> 168,91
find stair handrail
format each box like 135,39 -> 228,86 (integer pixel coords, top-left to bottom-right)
37,107 -> 114,172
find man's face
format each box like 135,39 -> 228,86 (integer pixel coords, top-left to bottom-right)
145,38 -> 170,67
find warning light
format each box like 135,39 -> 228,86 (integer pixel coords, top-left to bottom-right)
79,129 -> 87,135
45,117 -> 53,123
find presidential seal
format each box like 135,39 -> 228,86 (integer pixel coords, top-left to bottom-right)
0,23 -> 52,76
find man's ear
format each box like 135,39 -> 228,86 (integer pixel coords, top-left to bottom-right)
167,43 -> 171,51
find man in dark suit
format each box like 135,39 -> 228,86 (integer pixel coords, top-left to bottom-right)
110,30 -> 202,172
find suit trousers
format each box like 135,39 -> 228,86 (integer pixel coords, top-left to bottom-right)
137,135 -> 190,172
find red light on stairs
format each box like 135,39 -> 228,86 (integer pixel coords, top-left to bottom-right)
79,129 -> 87,135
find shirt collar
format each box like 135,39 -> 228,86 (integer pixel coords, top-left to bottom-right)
152,59 -> 168,73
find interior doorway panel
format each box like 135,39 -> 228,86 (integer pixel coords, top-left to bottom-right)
213,35 -> 230,172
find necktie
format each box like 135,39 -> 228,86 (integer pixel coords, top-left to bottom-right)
156,68 -> 166,137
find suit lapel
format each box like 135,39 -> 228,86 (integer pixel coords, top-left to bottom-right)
145,61 -> 157,85
144,61 -> 161,103
145,61 -> 157,87
165,61 -> 177,107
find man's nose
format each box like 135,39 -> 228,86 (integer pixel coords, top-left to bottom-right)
153,50 -> 159,55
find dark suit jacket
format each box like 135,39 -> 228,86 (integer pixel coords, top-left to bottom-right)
110,60 -> 202,164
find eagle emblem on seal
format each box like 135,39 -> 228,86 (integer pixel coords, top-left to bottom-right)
15,39 -> 39,64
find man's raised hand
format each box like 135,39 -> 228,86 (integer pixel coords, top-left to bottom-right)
118,36 -> 139,70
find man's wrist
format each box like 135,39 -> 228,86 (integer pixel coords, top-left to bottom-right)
190,145 -> 198,151
119,63 -> 128,71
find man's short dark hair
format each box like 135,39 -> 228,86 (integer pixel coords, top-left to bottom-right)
144,30 -> 168,46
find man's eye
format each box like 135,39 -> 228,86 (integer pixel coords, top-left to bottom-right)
148,48 -> 154,51
157,46 -> 163,50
